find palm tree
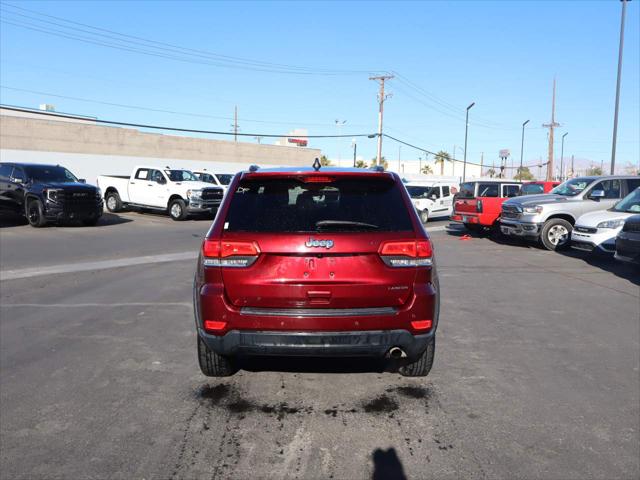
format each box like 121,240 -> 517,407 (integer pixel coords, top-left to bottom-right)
486,168 -> 496,178
434,151 -> 451,176
355,159 -> 368,169
320,155 -> 332,166
421,164 -> 433,175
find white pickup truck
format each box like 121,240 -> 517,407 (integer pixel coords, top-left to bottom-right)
97,166 -> 224,220
192,170 -> 234,196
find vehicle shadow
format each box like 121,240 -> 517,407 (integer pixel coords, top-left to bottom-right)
445,223 -> 541,250
238,356 -> 396,374
0,215 -> 28,228
372,448 -> 407,480
559,249 -> 640,286
123,209 -> 215,222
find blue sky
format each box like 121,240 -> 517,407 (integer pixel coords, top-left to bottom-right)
1,0 -> 638,173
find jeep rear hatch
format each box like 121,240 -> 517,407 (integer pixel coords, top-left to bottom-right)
210,174 -> 430,309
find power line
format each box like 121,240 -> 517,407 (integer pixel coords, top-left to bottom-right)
0,86 -> 373,128
0,105 -> 377,139
0,3 -> 379,76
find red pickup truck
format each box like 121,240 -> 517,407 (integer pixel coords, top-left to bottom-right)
452,180 -> 521,231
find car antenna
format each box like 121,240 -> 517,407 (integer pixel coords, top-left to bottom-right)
313,158 -> 321,171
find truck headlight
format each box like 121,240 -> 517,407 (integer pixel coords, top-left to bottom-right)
523,205 -> 543,214
597,219 -> 625,229
45,189 -> 63,203
187,189 -> 202,200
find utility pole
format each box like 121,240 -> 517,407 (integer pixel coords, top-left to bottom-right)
571,155 -> 575,178
480,152 -> 484,176
352,138 -> 357,168
232,105 -> 239,142
369,75 -> 394,166
610,0 -> 628,175
253,136 -> 263,144
543,78 -> 560,181
398,145 -> 401,172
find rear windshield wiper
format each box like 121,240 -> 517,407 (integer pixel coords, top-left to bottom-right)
315,220 -> 379,230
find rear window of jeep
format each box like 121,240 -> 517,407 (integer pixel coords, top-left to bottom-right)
224,177 -> 413,232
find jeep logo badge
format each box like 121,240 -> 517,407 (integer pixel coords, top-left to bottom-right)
305,238 -> 334,249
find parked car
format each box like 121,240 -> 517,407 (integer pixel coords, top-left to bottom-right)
194,166 -> 440,377
405,180 -> 459,223
97,166 -> 224,220
500,176 -> 640,250
0,162 -> 103,227
451,180 -> 521,231
571,187 -> 640,254
615,214 -> 640,265
520,181 -> 560,196
192,170 -> 233,194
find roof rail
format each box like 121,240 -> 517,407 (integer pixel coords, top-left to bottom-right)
249,164 -> 260,172
370,165 -> 385,172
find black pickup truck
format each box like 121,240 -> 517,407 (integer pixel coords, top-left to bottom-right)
0,162 -> 103,227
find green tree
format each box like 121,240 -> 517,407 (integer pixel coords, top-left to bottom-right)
486,168 -> 497,178
421,164 -> 433,175
586,166 -> 603,176
355,159 -> 368,168
514,166 -> 535,181
371,156 -> 388,169
320,155 -> 332,167
434,151 -> 451,175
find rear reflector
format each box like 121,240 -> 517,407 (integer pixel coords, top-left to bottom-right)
411,320 -> 432,330
204,320 -> 227,331
379,240 -> 433,267
202,239 -> 260,267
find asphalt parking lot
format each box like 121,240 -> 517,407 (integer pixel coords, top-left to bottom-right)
0,212 -> 638,479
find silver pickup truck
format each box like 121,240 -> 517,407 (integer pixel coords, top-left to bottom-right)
500,175 -> 640,250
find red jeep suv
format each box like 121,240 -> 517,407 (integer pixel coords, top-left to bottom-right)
193,166 -> 440,377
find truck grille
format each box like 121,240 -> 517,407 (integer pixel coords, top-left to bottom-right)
623,221 -> 640,233
201,188 -> 224,201
60,189 -> 99,212
574,226 -> 597,234
501,204 -> 520,219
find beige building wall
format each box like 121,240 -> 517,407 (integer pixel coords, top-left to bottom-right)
0,109 -> 320,166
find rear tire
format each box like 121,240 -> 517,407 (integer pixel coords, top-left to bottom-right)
464,223 -> 481,232
540,218 -> 572,251
105,191 -> 122,212
169,198 -> 188,221
400,336 -> 435,377
197,335 -> 237,377
26,199 -> 47,228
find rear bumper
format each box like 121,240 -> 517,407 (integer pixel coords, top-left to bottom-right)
198,328 -> 433,358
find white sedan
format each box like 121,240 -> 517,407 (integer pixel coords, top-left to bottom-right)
571,187 -> 640,254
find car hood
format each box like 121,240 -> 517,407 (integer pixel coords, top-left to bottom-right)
505,194 -> 572,208
39,182 -> 97,191
576,209 -> 634,227
173,181 -> 222,190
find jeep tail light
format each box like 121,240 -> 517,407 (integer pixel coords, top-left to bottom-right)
301,176 -> 334,183
476,199 -> 483,213
202,239 -> 260,268
379,240 -> 433,267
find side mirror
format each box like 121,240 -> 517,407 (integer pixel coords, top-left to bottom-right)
157,177 -> 166,185
78,178 -> 86,183
13,178 -> 23,184
430,194 -> 438,200
589,190 -> 605,199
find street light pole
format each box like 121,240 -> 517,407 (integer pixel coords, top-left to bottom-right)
352,138 -> 357,167
610,0 -> 628,175
463,102 -> 475,182
560,132 -> 568,181
520,120 -> 530,179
